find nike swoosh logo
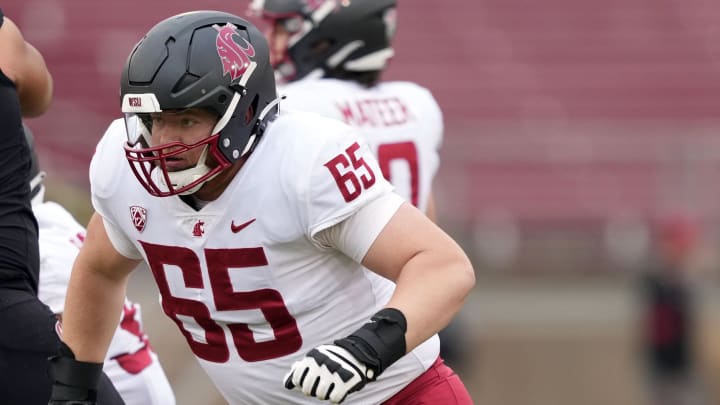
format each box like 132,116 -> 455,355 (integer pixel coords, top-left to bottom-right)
231,218 -> 256,233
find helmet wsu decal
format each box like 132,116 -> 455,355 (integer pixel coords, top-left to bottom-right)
214,23 -> 256,83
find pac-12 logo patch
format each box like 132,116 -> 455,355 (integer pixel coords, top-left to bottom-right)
214,23 -> 255,83
130,205 -> 147,233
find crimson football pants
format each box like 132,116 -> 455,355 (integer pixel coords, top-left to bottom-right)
383,357 -> 474,404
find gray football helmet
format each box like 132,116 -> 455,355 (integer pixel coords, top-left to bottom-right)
252,0 -> 397,84
120,10 -> 279,196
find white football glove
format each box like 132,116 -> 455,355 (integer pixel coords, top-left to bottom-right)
284,344 -> 375,404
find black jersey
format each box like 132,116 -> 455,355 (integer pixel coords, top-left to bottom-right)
0,9 -> 41,293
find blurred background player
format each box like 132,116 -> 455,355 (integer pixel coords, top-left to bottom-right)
24,124 -> 176,405
250,0 -> 467,369
0,9 -> 124,404
639,214 -> 709,405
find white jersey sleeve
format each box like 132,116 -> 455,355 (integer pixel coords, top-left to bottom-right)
89,119 -> 143,260
306,125 -> 394,236
36,201 -> 88,314
314,193 -> 404,263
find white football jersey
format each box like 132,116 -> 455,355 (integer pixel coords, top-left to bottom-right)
90,113 -> 439,404
278,78 -> 443,213
35,201 -> 175,405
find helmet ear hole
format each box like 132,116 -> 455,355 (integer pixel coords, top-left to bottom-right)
310,39 -> 333,56
244,95 -> 259,125
218,94 -> 228,104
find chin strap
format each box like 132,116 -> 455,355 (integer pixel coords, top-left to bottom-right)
166,145 -> 218,195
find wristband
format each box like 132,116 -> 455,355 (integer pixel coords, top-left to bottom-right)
334,308 -> 407,379
48,342 -> 103,402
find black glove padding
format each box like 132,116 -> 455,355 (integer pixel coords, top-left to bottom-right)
48,341 -> 104,405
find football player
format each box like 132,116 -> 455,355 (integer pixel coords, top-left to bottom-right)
51,10 -> 475,404
0,9 -> 124,405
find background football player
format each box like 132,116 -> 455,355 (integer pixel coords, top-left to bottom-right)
0,9 -> 124,404
24,124 -> 176,405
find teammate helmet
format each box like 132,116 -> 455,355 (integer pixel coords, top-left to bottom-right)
253,0 -> 397,84
121,10 -> 279,197
23,124 -> 46,206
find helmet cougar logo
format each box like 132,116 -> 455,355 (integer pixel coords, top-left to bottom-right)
214,23 -> 256,83
130,206 -> 147,232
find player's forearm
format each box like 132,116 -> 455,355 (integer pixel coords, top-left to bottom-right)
385,250 -> 475,351
293,251 -> 474,398
61,265 -> 127,362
